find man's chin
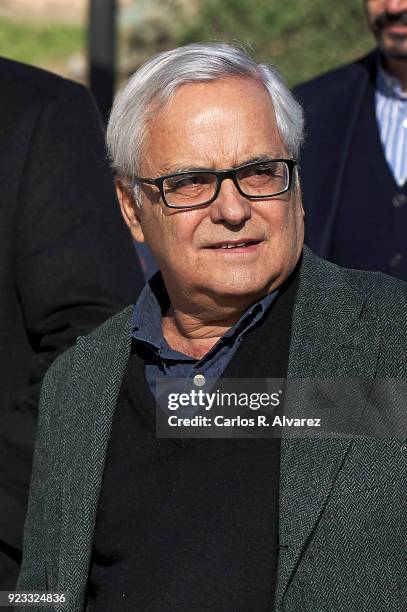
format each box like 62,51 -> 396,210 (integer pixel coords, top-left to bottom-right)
201,279 -> 276,306
378,37 -> 407,61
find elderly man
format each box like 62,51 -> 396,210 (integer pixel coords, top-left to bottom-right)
17,43 -> 407,612
295,0 -> 407,279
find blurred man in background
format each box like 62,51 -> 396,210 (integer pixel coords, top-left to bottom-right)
0,57 -> 144,589
295,0 -> 407,279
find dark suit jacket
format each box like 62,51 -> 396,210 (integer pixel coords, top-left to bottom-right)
0,57 -> 144,583
294,50 -> 379,258
17,248 -> 407,611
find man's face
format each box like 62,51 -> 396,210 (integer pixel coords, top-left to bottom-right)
120,77 -> 304,309
364,0 -> 407,59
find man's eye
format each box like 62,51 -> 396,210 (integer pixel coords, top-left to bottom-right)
253,164 -> 279,176
168,178 -> 193,190
165,174 -> 209,192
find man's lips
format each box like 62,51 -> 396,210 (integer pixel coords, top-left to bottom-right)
204,238 -> 263,252
385,24 -> 407,35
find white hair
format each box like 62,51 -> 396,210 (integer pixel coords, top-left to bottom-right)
107,42 -> 304,203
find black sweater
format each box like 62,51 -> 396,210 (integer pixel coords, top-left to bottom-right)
87,270 -> 298,611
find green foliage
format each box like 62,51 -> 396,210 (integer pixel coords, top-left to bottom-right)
0,2 -> 375,87
0,16 -> 84,68
171,0 -> 375,86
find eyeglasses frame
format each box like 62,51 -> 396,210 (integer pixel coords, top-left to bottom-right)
133,158 -> 297,209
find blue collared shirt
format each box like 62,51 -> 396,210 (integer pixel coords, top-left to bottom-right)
375,64 -> 407,187
132,273 -> 278,396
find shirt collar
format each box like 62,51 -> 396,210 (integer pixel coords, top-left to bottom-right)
132,271 -> 279,359
132,272 -> 170,353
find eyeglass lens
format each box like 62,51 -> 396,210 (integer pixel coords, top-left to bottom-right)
162,160 -> 289,207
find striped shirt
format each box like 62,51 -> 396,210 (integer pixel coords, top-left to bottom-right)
375,65 -> 407,187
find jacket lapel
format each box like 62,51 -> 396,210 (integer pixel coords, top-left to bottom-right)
55,306 -> 133,609
274,248 -> 381,609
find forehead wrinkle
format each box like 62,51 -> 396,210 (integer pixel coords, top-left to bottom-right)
142,77 -> 284,176
189,104 -> 243,129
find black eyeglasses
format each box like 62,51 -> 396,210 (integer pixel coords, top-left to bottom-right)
134,158 -> 297,209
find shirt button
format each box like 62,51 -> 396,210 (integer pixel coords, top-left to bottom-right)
393,194 -> 407,208
193,373 -> 206,387
389,253 -> 403,268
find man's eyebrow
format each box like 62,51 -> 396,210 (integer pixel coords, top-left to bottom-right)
240,154 -> 282,165
161,165 -> 211,174
160,154 -> 285,175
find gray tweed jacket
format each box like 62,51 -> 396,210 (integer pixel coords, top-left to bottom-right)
17,248 -> 407,611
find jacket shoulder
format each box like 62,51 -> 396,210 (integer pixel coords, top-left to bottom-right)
344,267 -> 407,314
81,304 -> 134,343
0,56 -> 90,109
302,247 -> 407,311
314,251 -> 407,319
42,305 -> 134,403
293,50 -> 377,103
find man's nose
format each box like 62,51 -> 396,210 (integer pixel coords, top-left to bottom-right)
385,0 -> 407,14
209,178 -> 252,226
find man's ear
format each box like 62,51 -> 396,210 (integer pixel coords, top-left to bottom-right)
115,178 -> 145,243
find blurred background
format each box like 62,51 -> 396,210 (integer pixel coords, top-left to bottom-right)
0,0 -> 375,119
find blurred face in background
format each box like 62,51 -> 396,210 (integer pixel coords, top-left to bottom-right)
364,0 -> 407,59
